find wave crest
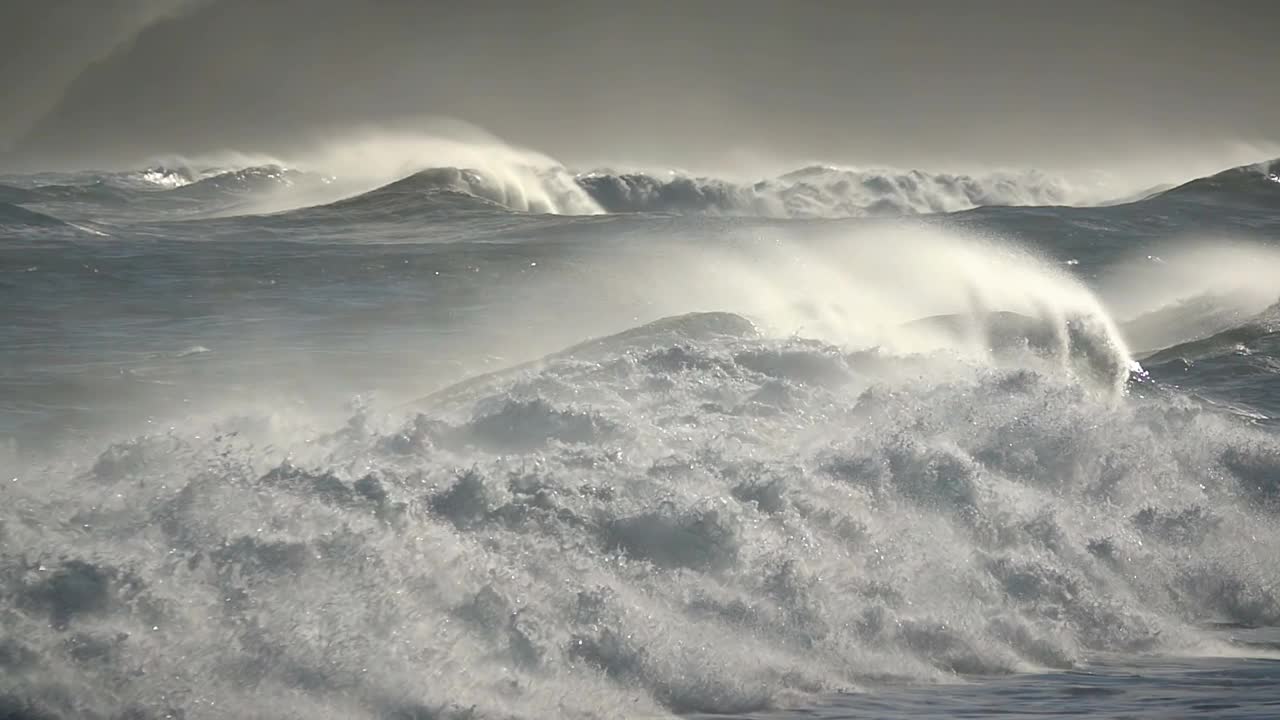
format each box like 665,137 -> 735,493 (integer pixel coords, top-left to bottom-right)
1152,158 -> 1280,207
344,166 -> 601,215
331,164 -> 1077,218
579,165 -> 1073,217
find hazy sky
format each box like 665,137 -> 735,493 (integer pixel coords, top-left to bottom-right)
2,0 -> 1277,176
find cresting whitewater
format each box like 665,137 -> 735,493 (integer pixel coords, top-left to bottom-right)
3,136 -> 1280,720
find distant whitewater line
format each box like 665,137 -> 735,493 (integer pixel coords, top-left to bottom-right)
581,165 -> 1081,216
308,164 -> 1082,219
322,156 -> 1280,218
8,153 -> 1279,221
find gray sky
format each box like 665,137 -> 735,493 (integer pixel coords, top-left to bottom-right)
2,0 -> 1278,177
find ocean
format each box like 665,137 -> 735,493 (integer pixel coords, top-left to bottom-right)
3,156 -> 1280,719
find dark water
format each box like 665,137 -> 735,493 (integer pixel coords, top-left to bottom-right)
3,160 -> 1280,719
696,634 -> 1280,719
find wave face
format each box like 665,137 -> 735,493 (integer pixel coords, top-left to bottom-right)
324,166 -> 602,217
0,184 -> 40,205
0,201 -> 72,228
1152,159 -> 1280,208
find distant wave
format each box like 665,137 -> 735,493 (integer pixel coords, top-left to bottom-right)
579,165 -> 1074,217
4,165 -> 331,226
163,164 -> 319,198
17,164 -> 315,201
24,179 -> 138,203
1150,159 -> 1280,207
310,153 -> 1280,219
316,164 -> 1078,219
0,183 -> 39,205
11,154 -> 1280,222
329,166 -> 601,216
129,166 -> 197,189
1120,295 -> 1275,359
1128,298 -> 1280,365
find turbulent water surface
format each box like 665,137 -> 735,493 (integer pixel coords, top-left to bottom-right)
3,153 -> 1280,719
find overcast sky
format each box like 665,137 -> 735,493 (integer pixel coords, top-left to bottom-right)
2,0 -> 1277,177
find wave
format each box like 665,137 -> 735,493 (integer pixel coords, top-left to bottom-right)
161,164 -> 320,199
1151,158 -> 1280,208
1097,243 -> 1280,357
260,128 -> 1273,220
0,184 -> 39,205
1127,304 -> 1280,423
122,166 -> 197,189
140,168 -> 192,188
579,165 -> 1075,217
264,150 -> 1280,220
13,167 -> 199,199
1140,317 -> 1278,367
0,202 -> 72,228
174,127 -> 1097,219
319,164 -> 1078,219
320,166 -> 601,217
6,209 -> 1280,717
14,137 -> 1277,223
24,179 -> 139,204
1122,297 -> 1278,361
15,164 -> 314,203
309,155 -> 1276,220
5,305 -> 1279,718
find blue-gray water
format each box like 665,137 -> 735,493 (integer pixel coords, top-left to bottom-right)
3,159 -> 1280,719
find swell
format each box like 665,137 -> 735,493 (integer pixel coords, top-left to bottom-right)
1145,159 -> 1280,209
0,184 -> 39,205
0,202 -> 72,228
1099,243 -> 1280,365
1141,322 -> 1279,369
14,165 -> 314,204
1125,301 -> 1280,363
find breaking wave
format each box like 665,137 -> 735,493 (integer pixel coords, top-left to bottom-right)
163,165 -> 321,198
578,165 -> 1075,217
323,166 -> 602,217
4,306 -> 1280,718
12,133 -> 1278,223
274,152 -> 1278,220
321,164 -> 1079,219
13,224 -> 1280,718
